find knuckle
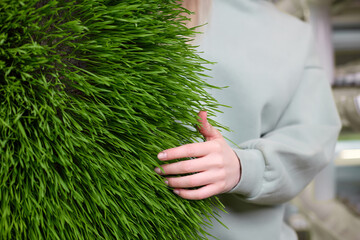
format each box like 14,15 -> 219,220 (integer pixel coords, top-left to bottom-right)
185,145 -> 196,157
187,177 -> 197,187
218,181 -> 226,191
211,141 -> 222,152
219,169 -> 227,179
213,170 -> 226,184
180,162 -> 193,173
213,157 -> 225,168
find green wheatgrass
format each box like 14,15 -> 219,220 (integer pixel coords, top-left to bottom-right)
0,0 -> 226,239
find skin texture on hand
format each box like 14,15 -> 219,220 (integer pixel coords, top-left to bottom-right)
155,111 -> 242,200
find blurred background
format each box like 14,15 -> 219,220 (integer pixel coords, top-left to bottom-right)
274,1 -> 360,239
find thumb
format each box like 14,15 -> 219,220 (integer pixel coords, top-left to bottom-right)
198,111 -> 222,141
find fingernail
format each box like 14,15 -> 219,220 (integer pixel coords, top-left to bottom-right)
164,180 -> 168,185
158,152 -> 167,160
173,189 -> 180,195
154,167 -> 161,174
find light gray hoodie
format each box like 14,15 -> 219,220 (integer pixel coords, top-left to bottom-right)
199,0 -> 341,239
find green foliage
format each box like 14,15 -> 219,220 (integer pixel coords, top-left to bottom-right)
0,0 -> 224,239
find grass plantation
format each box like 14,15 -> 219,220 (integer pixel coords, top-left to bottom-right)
0,0 -> 224,239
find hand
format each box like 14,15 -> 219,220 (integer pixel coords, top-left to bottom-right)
155,111 -> 241,200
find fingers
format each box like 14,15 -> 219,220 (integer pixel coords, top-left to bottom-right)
164,170 -> 222,200
157,111 -> 222,162
155,111 -> 235,201
174,184 -> 220,200
166,171 -> 216,189
197,111 -> 222,141
156,156 -> 215,175
158,141 -> 220,161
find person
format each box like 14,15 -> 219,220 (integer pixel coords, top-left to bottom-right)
154,0 -> 342,239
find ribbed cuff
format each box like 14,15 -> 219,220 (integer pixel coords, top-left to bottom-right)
228,148 -> 265,198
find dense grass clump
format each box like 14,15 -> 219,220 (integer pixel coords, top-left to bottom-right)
0,0 -> 224,239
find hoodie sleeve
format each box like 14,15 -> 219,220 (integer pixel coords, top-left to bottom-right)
228,40 -> 342,205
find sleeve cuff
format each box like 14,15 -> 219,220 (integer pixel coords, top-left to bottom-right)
228,148 -> 265,198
